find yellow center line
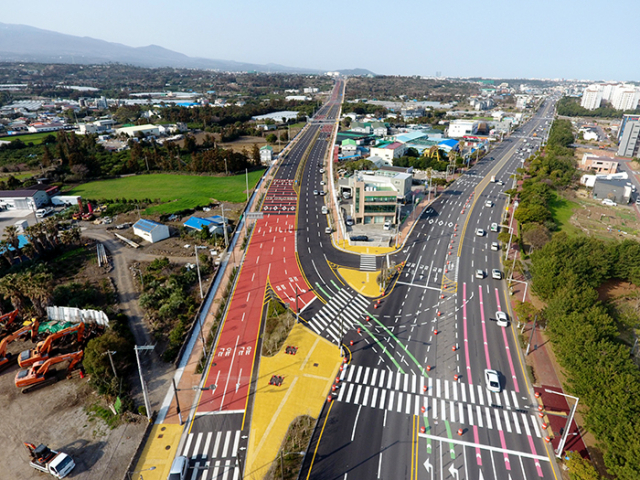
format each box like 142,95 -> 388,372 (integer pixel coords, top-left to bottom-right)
305,400 -> 335,480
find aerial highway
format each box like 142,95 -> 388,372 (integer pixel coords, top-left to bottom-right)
298,97 -> 562,480
175,81 -> 346,480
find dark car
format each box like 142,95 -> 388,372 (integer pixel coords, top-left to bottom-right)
350,235 -> 368,242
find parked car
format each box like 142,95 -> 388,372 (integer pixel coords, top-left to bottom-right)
484,369 -> 501,393
383,221 -> 392,231
350,235 -> 368,242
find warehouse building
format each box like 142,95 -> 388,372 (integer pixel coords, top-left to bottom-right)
0,189 -> 49,210
133,219 -> 170,243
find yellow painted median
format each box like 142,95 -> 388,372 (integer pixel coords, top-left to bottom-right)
244,324 -> 340,480
338,267 -> 383,298
131,424 -> 183,480
336,239 -> 397,255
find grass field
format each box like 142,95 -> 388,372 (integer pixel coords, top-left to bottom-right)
549,192 -> 581,235
0,132 -> 54,145
68,171 -> 265,214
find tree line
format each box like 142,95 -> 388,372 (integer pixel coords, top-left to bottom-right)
530,234 -> 640,480
556,96 -> 640,118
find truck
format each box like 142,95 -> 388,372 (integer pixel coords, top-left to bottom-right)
490,175 -> 496,183
24,442 -> 76,478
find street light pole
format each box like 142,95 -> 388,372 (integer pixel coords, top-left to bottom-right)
544,389 -> 580,458
194,245 -> 208,356
171,378 -> 183,425
194,245 -> 204,300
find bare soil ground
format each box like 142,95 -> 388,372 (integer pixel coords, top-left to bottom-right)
569,189 -> 640,240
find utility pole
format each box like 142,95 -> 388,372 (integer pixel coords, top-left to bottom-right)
244,168 -> 250,238
224,158 -> 228,176
134,345 -> 155,421
221,204 -> 229,249
102,350 -> 118,379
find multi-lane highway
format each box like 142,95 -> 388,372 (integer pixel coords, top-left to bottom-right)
298,98 -> 562,480
176,81 -> 346,480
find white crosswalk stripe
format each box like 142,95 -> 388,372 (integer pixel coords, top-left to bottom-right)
307,288 -> 369,344
360,254 -> 377,271
182,430 -> 242,479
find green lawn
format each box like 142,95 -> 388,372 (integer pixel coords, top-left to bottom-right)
0,132 -> 55,145
68,171 -> 265,214
549,193 -> 580,235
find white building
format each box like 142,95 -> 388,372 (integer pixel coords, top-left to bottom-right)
260,145 -> 273,165
133,219 -> 170,243
0,189 -> 49,210
285,95 -> 311,101
115,124 -> 161,137
611,87 -> 640,111
303,87 -> 319,94
27,122 -> 65,133
581,85 -> 603,110
369,142 -> 406,164
447,120 -> 478,138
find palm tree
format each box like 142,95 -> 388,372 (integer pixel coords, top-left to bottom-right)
3,225 -> 22,261
43,218 -> 60,248
0,240 -> 16,267
0,274 -> 26,311
22,271 -> 53,316
24,225 -> 46,256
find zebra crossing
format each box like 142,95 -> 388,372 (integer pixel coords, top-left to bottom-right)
336,365 -> 541,438
359,254 -> 377,271
182,430 -> 241,480
307,288 -> 369,344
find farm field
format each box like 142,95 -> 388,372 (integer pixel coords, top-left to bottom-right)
68,171 -> 265,214
0,131 -> 56,145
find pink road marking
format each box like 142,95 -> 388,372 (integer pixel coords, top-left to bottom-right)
526,434 -> 544,477
473,425 -> 482,466
478,286 -> 492,369
495,288 -> 520,393
498,430 -> 511,470
462,283 -> 473,384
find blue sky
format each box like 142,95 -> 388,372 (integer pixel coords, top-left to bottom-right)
3,0 -> 639,81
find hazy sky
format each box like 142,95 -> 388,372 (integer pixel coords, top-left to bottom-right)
3,0 -> 639,80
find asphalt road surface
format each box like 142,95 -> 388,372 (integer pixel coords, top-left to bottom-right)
298,98 -> 563,480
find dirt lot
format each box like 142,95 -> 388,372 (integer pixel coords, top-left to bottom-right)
569,189 -> 640,240
0,347 -> 147,480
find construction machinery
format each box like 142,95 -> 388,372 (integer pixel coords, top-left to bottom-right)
0,319 -> 39,370
18,322 -> 85,368
72,198 -> 94,221
24,442 -> 76,478
0,309 -> 20,334
15,350 -> 83,393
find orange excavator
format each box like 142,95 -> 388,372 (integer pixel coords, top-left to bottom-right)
18,322 -> 85,368
15,350 -> 84,393
0,319 -> 39,371
0,309 -> 20,334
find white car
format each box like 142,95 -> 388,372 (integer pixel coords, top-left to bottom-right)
496,311 -> 509,327
383,221 -> 392,231
491,242 -> 500,251
313,190 -> 319,195
319,168 -> 325,173
475,269 -> 485,279
319,191 -> 326,196
490,223 -> 499,232
492,269 -> 502,280
320,181 -> 326,186
476,228 -> 485,237
485,200 -> 493,208
602,199 -> 617,206
484,369 -> 501,393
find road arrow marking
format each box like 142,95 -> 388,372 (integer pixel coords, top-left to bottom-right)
235,368 -> 242,393
423,458 -> 434,480
448,463 -> 459,480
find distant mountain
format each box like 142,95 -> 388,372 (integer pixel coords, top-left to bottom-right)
0,22 -> 323,74
337,68 -> 376,76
